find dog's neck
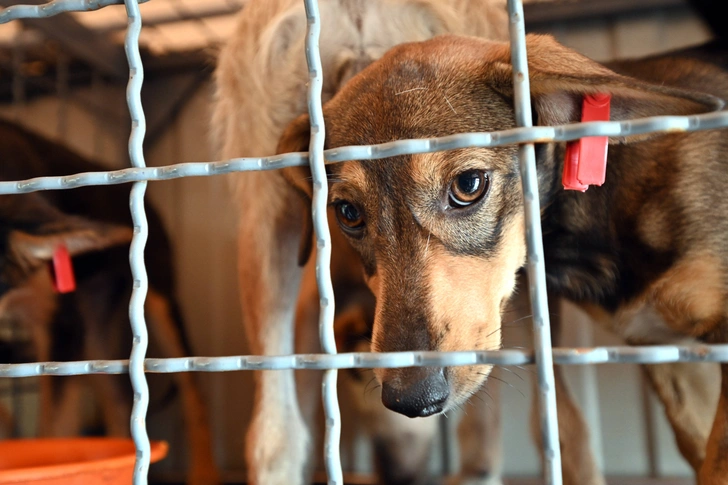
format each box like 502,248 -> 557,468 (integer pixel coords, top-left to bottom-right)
536,138 -> 679,314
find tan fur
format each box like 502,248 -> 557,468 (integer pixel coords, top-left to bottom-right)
415,215 -> 525,401
637,201 -> 673,252
644,362 -> 719,471
650,254 -> 726,336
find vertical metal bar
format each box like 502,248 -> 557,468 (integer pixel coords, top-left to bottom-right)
506,1 -> 563,484
123,1 -> 151,484
302,0 -> 343,483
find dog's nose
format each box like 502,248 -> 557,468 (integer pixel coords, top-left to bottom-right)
381,367 -> 449,418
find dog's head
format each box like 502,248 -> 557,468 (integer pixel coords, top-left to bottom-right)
0,192 -> 132,300
278,34 -> 723,417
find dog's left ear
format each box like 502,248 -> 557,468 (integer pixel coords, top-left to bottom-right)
10,219 -> 132,261
5,194 -> 133,272
489,34 -> 724,141
277,113 -> 316,266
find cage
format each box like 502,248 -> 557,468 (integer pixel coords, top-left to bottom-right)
0,0 -> 724,484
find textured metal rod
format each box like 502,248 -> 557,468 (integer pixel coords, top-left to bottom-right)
2,344 -> 728,378
507,1 -> 562,483
124,0 -> 150,483
0,0 -> 148,24
3,111 -> 728,194
302,0 -> 343,483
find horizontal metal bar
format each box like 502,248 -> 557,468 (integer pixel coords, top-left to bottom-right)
2,345 -> 728,378
92,2 -> 244,33
0,0 -> 148,24
2,110 -> 727,195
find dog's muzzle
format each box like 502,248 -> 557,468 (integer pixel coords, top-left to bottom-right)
381,367 -> 449,418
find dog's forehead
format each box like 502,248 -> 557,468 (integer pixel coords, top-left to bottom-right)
322,36 -> 514,149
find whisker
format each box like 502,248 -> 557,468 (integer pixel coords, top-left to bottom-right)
496,365 -> 524,381
481,373 -> 526,399
444,95 -> 457,114
395,87 -> 427,95
503,313 -> 534,326
514,365 -> 534,376
363,376 -> 378,395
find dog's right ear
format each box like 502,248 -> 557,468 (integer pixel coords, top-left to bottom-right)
277,113 -> 316,266
485,34 -> 725,141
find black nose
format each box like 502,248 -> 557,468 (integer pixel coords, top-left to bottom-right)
381,367 -> 449,418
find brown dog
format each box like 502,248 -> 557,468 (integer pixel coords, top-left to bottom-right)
0,120 -> 219,485
212,1 -> 514,483
276,34 -> 728,484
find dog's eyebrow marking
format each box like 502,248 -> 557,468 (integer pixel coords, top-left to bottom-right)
444,96 -> 457,114
395,87 -> 428,96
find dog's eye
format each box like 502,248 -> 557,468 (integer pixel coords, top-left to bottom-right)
448,170 -> 489,208
334,201 -> 365,232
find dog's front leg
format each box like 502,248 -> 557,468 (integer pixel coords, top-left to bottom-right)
699,363 -> 728,485
43,377 -> 84,436
294,258 -> 325,482
145,289 -> 220,485
529,365 -> 604,485
529,297 -> 604,485
237,171 -> 311,485
453,380 -> 503,485
642,362 -> 719,474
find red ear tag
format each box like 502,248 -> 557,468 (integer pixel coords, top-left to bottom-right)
562,93 -> 611,191
50,245 -> 76,294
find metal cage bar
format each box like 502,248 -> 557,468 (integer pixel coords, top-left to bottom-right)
302,0 -> 344,482
0,0 -> 147,23
3,0 -> 728,484
2,344 -> 728,378
3,110 -> 728,193
506,1 -> 562,482
123,0 -> 151,482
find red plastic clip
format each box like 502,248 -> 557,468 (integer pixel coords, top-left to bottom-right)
50,245 -> 76,294
562,93 -> 611,191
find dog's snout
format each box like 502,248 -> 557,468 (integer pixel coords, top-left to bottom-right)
381,367 -> 449,418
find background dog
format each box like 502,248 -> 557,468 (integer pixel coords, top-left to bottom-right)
0,119 -> 219,485
212,0 -> 512,483
275,32 -> 728,485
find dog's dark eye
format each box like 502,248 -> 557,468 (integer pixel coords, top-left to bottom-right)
448,170 -> 489,208
334,201 -> 365,233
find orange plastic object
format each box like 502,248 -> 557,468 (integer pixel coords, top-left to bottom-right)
0,438 -> 168,484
